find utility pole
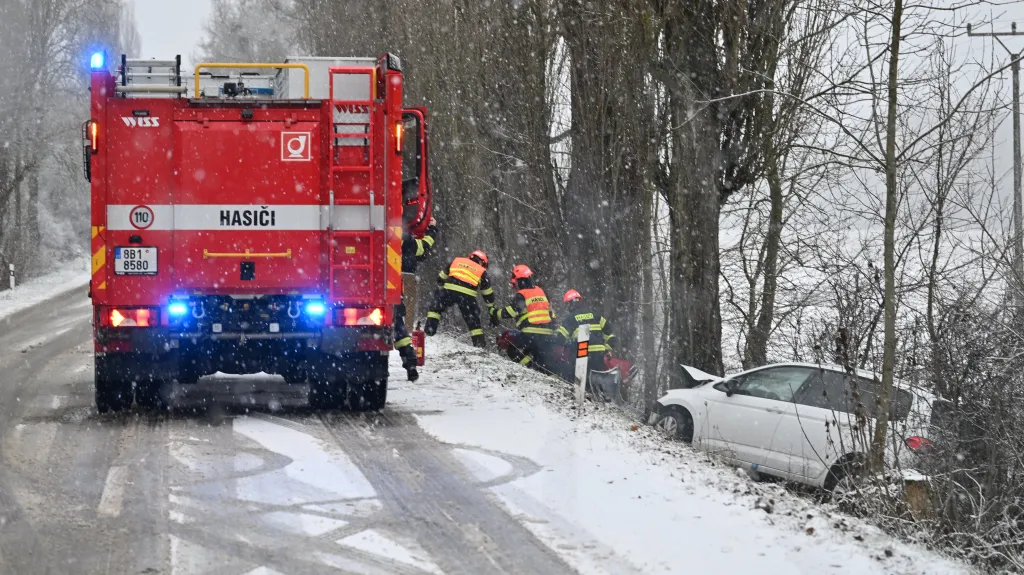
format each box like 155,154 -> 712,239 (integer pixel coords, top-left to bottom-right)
969,23 -> 1023,305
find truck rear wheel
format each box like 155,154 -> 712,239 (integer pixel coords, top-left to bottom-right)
346,352 -> 388,411
308,354 -> 344,409
347,378 -> 387,411
135,379 -> 168,411
95,355 -> 133,413
281,366 -> 307,384
177,354 -> 201,384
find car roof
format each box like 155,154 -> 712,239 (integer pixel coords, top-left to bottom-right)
734,362 -> 937,402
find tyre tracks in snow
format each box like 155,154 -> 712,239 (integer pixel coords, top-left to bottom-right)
0,290 -> 581,574
319,410 -> 576,575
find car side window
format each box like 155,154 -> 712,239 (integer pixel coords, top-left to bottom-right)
794,371 -> 913,420
732,367 -> 813,403
795,371 -> 850,412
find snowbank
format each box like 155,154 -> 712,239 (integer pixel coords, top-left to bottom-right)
0,257 -> 89,322
390,336 -> 971,575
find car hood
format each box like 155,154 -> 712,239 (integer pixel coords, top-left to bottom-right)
682,365 -> 722,384
657,385 -> 712,404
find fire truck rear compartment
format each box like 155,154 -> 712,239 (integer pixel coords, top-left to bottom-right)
96,293 -> 391,377
89,56 -> 417,412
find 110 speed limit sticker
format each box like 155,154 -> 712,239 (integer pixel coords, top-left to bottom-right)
114,246 -> 157,275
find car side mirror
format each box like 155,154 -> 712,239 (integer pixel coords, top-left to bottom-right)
714,380 -> 737,397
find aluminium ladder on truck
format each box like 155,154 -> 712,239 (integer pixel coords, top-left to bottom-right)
327,66 -> 387,304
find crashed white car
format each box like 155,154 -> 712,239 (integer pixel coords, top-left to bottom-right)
649,363 -> 940,493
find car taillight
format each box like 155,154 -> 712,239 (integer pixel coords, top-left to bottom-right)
106,307 -> 156,327
341,307 -> 384,326
905,436 -> 933,450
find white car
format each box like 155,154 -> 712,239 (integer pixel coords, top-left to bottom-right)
650,363 -> 939,493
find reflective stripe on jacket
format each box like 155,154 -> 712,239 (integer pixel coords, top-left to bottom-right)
515,287 -> 551,326
448,257 -> 485,286
557,311 -> 615,354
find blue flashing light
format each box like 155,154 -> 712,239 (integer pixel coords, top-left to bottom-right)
168,302 -> 188,316
305,301 -> 326,316
90,52 -> 104,70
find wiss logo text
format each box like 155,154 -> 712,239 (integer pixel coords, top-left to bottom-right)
121,117 -> 161,127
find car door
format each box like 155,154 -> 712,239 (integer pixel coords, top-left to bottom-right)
701,366 -> 814,470
771,370 -> 876,482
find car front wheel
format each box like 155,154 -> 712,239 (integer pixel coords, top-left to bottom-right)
656,406 -> 693,443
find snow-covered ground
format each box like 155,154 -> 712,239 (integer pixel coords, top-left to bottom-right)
0,256 -> 89,322
391,336 -> 971,575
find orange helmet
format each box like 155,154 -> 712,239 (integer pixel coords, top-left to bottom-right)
563,289 -> 582,303
510,264 -> 533,284
469,250 -> 488,266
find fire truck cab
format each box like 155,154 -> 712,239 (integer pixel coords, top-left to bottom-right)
84,53 -> 432,412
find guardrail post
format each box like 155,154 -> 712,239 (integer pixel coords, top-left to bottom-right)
8,264 -> 14,289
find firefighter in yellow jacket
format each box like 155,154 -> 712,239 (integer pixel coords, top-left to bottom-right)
490,265 -> 557,373
557,288 -> 618,375
424,250 -> 495,347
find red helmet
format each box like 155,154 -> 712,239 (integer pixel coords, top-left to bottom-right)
510,264 -> 533,284
563,289 -> 582,303
470,250 -> 488,266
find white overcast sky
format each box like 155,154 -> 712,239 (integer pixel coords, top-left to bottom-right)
127,0 -> 1024,207
133,0 -> 212,68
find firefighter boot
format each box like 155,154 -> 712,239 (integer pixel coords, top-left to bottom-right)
471,332 -> 486,348
425,313 -> 440,336
399,345 -> 419,382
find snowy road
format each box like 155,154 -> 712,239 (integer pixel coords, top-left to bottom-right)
0,289 -> 970,574
0,292 -> 572,574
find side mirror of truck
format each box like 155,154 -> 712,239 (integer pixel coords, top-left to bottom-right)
401,108 -> 432,236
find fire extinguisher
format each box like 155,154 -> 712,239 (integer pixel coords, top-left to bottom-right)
412,322 -> 426,367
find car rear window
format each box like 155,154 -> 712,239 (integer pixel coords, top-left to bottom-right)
797,371 -> 913,420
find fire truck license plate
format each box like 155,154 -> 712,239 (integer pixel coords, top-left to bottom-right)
114,247 -> 157,275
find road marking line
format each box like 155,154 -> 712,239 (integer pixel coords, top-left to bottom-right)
97,465 -> 127,517
97,422 -> 139,517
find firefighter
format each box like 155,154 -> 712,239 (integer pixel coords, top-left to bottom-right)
557,288 -> 618,376
424,250 -> 495,347
490,265 -> 557,373
394,217 -> 437,381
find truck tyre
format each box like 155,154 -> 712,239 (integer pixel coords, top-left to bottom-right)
135,379 -> 168,411
177,354 -> 200,384
347,378 -> 387,411
95,355 -> 133,413
281,366 -> 307,384
308,354 -> 344,409
346,353 -> 388,411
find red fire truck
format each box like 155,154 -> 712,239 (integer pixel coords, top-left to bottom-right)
84,53 -> 432,413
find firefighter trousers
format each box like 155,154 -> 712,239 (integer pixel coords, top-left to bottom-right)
505,331 -> 557,375
402,272 -> 418,328
424,287 -> 485,347
393,298 -> 417,370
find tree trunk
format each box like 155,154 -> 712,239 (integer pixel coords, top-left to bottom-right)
667,106 -> 725,378
872,0 -> 904,472
743,152 -> 784,368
